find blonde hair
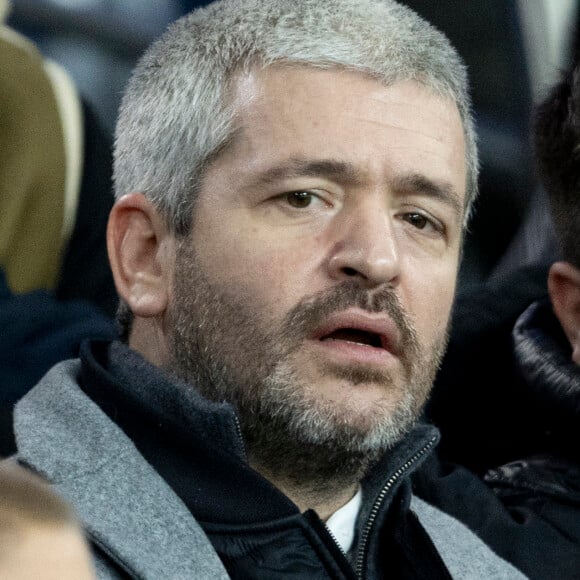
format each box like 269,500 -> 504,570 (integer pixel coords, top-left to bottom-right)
0,462 -> 75,552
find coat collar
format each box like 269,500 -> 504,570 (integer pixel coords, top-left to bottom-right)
13,359 -> 229,579
513,298 -> 580,418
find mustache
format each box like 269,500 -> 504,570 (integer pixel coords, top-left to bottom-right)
279,282 -> 419,354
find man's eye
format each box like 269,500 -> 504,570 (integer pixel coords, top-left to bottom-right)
285,191 -> 316,208
403,212 -> 430,229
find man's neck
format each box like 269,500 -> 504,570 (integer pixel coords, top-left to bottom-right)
252,463 -> 359,521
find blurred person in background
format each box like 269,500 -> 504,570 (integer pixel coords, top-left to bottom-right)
429,62 -> 580,464
421,59 -> 580,577
533,63 -> 580,372
0,462 -> 95,580
0,0 -> 116,456
8,0 -> 580,578
0,0 -> 116,313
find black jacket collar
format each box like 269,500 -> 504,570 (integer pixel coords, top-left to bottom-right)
513,298 -> 580,421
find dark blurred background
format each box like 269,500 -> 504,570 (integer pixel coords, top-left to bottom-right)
5,0 -> 579,290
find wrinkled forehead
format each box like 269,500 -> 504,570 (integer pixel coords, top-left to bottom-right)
218,65 -> 467,208
227,64 -> 465,168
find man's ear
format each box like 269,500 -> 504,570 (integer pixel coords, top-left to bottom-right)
548,261 -> 580,364
107,193 -> 175,318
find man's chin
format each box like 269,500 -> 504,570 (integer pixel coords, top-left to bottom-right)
246,380 -> 417,452
241,391 -> 418,490
297,363 -> 410,415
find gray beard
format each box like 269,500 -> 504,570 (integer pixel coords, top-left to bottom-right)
168,241 -> 447,497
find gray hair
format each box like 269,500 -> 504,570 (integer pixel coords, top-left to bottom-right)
114,0 -> 478,236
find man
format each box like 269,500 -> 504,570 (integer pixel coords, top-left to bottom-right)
421,63 -> 580,578
480,63 -> 580,495
532,64 -> 580,371
482,62 -> 580,571
9,0 -> 578,578
0,2 -> 116,456
0,0 -> 116,314
0,463 -> 95,580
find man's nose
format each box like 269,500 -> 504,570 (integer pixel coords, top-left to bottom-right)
327,202 -> 401,288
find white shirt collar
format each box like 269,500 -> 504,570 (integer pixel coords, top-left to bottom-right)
325,488 -> 363,553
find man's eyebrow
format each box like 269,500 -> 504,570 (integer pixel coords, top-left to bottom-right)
392,173 -> 464,220
245,161 -> 465,219
246,158 -> 365,188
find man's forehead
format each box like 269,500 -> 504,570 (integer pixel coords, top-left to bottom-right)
227,65 -> 465,159
230,63 -> 461,113
217,66 -> 467,206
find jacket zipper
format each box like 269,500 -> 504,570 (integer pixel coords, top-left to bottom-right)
323,521 -> 349,558
354,436 -> 437,579
233,414 -> 247,461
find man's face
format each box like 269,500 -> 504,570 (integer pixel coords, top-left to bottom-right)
168,67 -> 466,478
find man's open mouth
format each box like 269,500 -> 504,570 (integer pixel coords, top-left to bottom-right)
311,310 -> 400,356
320,328 -> 385,349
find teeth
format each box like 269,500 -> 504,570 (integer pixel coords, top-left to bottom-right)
320,328 -> 385,349
325,337 -> 375,347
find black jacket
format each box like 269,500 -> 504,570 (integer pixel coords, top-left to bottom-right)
427,266 -> 580,578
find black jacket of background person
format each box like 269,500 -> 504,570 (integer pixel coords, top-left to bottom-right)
426,262 -> 580,577
0,269 -> 116,456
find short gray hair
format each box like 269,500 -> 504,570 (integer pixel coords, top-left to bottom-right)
114,0 -> 478,236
